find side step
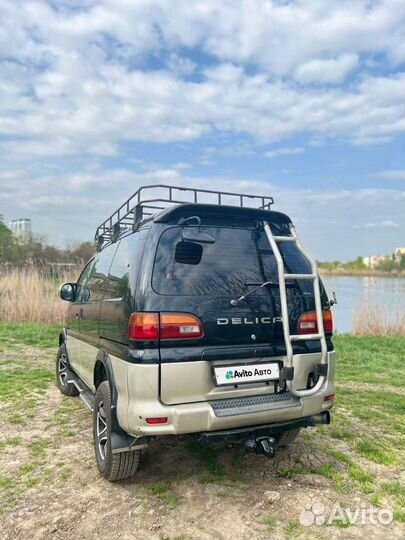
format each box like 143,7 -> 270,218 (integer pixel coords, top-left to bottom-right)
67,377 -> 95,412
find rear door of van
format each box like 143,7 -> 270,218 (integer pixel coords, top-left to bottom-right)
151,220 -> 322,405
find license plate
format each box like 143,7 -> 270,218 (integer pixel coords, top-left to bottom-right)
213,362 -> 280,386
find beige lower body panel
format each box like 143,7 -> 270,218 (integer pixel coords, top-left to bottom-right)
119,351 -> 336,437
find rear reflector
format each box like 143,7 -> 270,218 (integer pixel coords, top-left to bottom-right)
298,310 -> 333,335
146,417 -> 168,425
128,312 -> 203,341
324,394 -> 335,402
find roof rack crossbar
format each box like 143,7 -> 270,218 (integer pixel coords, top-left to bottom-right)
95,184 -> 274,250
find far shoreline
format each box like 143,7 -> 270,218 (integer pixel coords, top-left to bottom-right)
319,269 -> 405,278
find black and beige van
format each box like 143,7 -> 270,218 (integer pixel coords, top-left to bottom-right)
57,185 -> 335,481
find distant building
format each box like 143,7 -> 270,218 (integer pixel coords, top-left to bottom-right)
10,218 -> 32,243
394,247 -> 405,263
362,255 -> 387,269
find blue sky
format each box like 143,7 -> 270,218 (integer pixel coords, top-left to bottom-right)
1,0 -> 404,260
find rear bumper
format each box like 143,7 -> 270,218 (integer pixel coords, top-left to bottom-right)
113,351 -> 336,437
126,389 -> 334,437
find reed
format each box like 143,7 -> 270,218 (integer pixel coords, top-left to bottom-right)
0,267 -> 78,325
352,302 -> 405,336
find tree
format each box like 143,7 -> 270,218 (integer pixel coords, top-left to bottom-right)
344,256 -> 366,270
376,256 -> 396,272
0,221 -> 22,262
71,241 -> 96,262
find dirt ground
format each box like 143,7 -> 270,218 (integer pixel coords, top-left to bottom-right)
1,347 -> 404,540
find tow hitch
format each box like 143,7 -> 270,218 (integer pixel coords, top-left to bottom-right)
244,435 -> 276,459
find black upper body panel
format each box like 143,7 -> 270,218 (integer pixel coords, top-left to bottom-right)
154,203 -> 293,231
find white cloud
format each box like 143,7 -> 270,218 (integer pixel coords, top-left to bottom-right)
381,220 -> 400,228
0,0 -> 403,162
0,0 -> 404,257
354,220 -> 399,229
294,54 -> 359,84
2,164 -> 404,260
265,147 -> 305,158
369,169 -> 405,181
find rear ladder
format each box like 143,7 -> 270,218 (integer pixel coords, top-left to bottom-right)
263,222 -> 328,397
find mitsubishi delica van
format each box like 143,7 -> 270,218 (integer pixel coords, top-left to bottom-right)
57,185 -> 335,481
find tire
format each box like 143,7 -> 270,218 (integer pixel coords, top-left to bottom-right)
276,428 -> 301,447
56,344 -> 79,397
93,381 -> 140,482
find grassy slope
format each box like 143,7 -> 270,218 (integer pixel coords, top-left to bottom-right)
0,324 -> 404,527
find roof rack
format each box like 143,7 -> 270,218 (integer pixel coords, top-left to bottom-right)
95,184 -> 274,251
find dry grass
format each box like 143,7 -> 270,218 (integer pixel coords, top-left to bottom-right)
353,303 -> 405,336
0,267 -> 78,324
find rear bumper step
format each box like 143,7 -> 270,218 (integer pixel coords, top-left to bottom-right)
209,391 -> 300,417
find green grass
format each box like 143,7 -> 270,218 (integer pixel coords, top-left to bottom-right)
348,464 -> 374,493
324,448 -> 351,464
0,437 -> 22,450
187,440 -> 226,483
334,335 -> 405,387
7,413 -> 23,425
60,469 -> 71,482
308,463 -> 348,493
28,438 -> 50,458
216,489 -> 230,498
0,477 -> 13,489
355,440 -> 395,465
0,368 -> 53,402
0,325 -> 404,527
147,481 -> 179,506
381,481 -> 405,497
283,519 -> 301,538
18,463 -> 35,476
0,322 -> 61,349
328,429 -> 356,442
262,515 -> 276,533
278,462 -> 304,479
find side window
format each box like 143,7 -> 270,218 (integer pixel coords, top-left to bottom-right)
84,244 -> 118,303
104,234 -> 138,300
75,259 -> 96,302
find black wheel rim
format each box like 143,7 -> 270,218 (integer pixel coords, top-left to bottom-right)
58,353 -> 68,387
96,401 -> 108,460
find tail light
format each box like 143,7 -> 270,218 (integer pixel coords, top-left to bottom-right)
160,313 -> 203,339
298,310 -> 333,335
128,313 -> 159,340
128,312 -> 204,341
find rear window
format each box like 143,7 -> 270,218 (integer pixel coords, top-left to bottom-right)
152,226 -> 313,296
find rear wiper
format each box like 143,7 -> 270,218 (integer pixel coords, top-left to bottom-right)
230,281 -> 275,306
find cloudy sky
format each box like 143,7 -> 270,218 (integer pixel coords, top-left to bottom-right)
1,0 -> 404,260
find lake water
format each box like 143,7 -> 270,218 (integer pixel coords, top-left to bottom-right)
321,275 -> 405,333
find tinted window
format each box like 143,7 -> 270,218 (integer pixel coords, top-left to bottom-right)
84,244 -> 117,302
104,234 -> 137,300
153,226 -> 312,296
